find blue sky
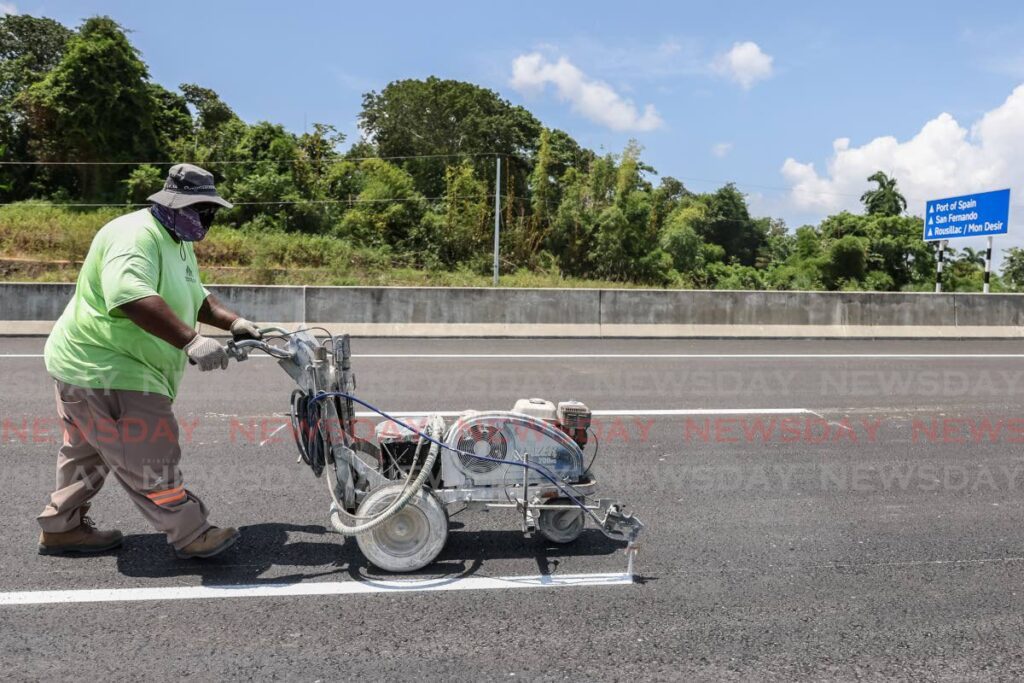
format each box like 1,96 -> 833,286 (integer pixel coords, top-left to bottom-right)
9,1 -> 1024,250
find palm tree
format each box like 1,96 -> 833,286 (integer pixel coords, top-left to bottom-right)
957,247 -> 985,268
860,171 -> 908,217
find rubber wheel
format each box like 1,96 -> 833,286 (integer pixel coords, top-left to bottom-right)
537,497 -> 585,544
355,485 -> 448,572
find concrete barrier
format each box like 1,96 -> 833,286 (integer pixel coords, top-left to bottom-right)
2,282 -> 1024,337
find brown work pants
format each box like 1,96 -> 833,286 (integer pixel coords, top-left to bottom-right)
37,380 -> 211,550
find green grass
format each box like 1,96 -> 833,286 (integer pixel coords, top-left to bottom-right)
0,203 -> 642,289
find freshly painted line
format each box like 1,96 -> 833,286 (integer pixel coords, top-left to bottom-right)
355,353 -> 1024,359
0,572 -> 633,606
352,408 -> 812,418
6,353 -> 1024,360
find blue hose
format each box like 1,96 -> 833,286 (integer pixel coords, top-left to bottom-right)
306,391 -> 598,520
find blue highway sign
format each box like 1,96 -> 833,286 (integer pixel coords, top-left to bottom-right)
924,188 -> 1010,241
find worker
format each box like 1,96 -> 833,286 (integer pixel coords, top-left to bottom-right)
37,164 -> 262,559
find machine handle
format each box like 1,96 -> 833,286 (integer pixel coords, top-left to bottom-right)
225,337 -> 294,362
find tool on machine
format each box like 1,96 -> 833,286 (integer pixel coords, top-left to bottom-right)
226,327 -> 644,574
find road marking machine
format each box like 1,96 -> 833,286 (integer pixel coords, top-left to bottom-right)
229,327 -> 643,573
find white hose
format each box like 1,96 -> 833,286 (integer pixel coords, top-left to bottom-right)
327,415 -> 443,536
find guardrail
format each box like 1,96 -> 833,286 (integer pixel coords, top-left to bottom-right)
2,283 -> 1023,338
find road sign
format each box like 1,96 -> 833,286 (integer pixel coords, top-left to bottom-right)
924,188 -> 1010,241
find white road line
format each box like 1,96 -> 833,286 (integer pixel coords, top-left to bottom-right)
352,408 -> 811,418
0,572 -> 633,606
354,353 -> 1024,359
258,422 -> 289,446
5,353 -> 1024,360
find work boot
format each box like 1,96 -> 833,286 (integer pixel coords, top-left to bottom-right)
38,512 -> 123,555
175,526 -> 240,559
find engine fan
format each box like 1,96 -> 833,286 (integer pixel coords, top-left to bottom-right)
455,424 -> 508,474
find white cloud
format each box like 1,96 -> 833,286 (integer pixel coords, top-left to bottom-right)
0,3 -> 17,15
510,52 -> 663,132
711,142 -> 733,158
713,41 -> 774,89
781,84 -> 1024,215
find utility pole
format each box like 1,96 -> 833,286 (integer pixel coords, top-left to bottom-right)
492,157 -> 501,286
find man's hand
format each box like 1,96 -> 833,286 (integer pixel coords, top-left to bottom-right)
229,317 -> 262,340
183,334 -> 229,371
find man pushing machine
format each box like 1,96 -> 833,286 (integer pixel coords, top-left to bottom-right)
37,164 -> 263,559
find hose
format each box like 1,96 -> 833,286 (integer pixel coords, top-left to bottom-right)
326,414 -> 442,536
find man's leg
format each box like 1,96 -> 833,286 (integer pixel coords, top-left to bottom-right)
98,389 -> 212,551
37,381 -> 111,533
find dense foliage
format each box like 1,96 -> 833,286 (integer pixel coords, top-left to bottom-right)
0,14 -> 1006,291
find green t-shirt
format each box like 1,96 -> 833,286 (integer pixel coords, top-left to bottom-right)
44,208 -> 209,399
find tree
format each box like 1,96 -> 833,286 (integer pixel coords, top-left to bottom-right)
1001,248 -> 1024,291
148,83 -> 192,155
692,184 -> 766,266
336,159 -> 425,248
0,14 -> 74,196
0,14 -> 72,92
528,128 -> 556,248
593,191 -> 672,285
822,235 -> 869,287
546,168 -> 595,277
179,82 -> 237,136
860,171 -> 907,216
19,17 -> 161,199
358,77 -> 542,197
660,204 -> 707,273
430,160 -> 489,266
123,164 -> 162,204
957,247 -> 985,267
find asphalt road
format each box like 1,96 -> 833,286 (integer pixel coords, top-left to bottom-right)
3,336 -> 1024,680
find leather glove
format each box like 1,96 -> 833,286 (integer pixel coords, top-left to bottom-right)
183,334 -> 229,371
229,317 -> 262,340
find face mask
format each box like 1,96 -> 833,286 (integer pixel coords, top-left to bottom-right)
150,204 -> 211,242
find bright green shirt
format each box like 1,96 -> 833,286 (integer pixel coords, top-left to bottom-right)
44,209 -> 209,399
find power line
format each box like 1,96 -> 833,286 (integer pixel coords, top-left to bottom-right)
0,195 -> 503,208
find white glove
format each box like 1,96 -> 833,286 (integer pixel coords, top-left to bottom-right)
229,317 -> 262,340
184,334 -> 229,371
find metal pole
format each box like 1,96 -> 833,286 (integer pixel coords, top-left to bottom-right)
984,236 -> 993,294
492,157 -> 501,287
935,240 -> 945,293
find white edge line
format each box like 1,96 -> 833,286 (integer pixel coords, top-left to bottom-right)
6,353 -> 1024,360
0,572 -> 633,606
353,353 -> 1024,359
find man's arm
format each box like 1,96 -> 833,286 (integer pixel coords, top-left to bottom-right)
119,295 -> 229,371
119,295 -> 197,348
197,293 -> 240,331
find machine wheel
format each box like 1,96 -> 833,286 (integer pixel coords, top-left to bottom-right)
356,485 -> 448,572
537,497 -> 585,544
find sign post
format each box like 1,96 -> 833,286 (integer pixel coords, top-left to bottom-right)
924,188 -> 1011,293
984,235 -> 993,294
